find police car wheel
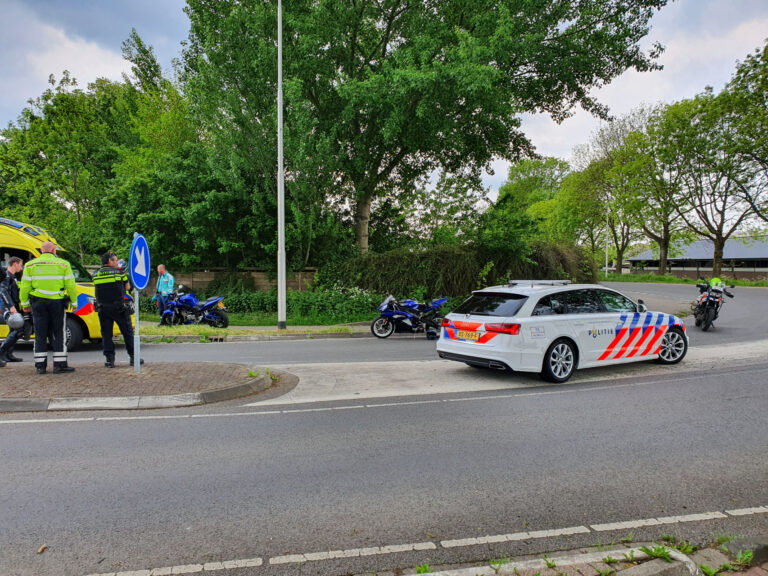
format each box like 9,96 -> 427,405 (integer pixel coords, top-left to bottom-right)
65,317 -> 84,352
540,338 -> 576,383
656,327 -> 687,365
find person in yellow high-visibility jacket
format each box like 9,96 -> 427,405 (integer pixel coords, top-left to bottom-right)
19,241 -> 78,374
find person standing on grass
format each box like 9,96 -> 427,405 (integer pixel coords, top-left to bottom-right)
153,264 -> 175,326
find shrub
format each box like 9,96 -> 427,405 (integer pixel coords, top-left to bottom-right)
315,243 -> 596,297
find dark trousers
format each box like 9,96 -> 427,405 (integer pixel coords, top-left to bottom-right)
0,326 -> 22,357
99,306 -> 135,358
31,298 -> 67,367
0,305 -> 23,357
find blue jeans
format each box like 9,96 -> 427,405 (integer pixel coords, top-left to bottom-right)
157,294 -> 169,322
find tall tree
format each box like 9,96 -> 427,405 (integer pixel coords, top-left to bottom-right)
722,42 -> 768,223
657,94 -> 755,276
182,0 -> 669,252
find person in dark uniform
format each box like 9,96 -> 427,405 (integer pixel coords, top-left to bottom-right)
0,256 -> 25,365
93,251 -> 143,368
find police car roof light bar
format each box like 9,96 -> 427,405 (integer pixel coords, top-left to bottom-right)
508,279 -> 572,287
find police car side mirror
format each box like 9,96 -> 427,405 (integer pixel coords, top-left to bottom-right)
636,299 -> 647,313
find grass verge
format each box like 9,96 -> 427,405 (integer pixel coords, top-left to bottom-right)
601,273 -> 768,287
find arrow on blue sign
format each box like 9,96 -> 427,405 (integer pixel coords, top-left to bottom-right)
129,234 -> 151,291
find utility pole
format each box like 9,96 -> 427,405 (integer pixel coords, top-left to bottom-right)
605,207 -> 609,279
277,0 -> 287,329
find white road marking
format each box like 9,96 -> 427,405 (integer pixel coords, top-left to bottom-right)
591,511 -> 727,532
441,525 -> 590,548
269,541 -> 436,565
77,504 -> 767,576
72,506 -> 768,576
2,365 -> 766,426
726,506 -> 768,516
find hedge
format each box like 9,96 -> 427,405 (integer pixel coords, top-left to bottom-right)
315,243 -> 596,298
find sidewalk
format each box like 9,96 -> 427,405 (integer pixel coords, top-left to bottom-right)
0,361 -> 274,412
425,539 -> 768,576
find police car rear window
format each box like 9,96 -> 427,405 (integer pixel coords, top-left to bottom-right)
452,293 -> 528,317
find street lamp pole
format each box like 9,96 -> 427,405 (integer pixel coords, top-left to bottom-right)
605,206 -> 609,279
277,0 -> 287,329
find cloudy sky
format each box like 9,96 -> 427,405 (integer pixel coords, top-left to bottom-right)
1,0 -> 767,193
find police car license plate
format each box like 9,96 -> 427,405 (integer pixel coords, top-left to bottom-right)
457,330 -> 480,341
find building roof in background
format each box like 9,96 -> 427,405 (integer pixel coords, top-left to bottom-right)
630,237 -> 768,261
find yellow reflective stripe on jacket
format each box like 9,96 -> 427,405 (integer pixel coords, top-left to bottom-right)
19,253 -> 78,307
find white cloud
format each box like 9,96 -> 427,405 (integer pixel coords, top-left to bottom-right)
0,1 -> 129,126
27,25 -> 129,87
481,3 -> 768,193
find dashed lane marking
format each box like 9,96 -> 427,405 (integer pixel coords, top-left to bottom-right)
441,525 -> 590,548
590,511 -> 728,532
80,505 -> 767,576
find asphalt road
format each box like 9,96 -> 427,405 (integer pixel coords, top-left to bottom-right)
1,282 -> 767,576
2,362 -> 768,576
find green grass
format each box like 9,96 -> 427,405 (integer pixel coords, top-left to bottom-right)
640,545 -> 673,563
601,273 -> 768,287
139,311 -> 376,326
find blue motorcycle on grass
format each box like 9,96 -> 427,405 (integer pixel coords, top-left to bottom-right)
161,285 -> 229,328
371,295 -> 448,339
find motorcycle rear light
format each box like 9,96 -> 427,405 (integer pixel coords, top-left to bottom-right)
485,323 -> 521,335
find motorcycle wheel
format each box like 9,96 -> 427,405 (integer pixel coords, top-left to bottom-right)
204,310 -> 229,328
702,307 -> 715,331
371,316 -> 395,338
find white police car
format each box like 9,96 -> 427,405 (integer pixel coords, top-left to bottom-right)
436,280 -> 688,383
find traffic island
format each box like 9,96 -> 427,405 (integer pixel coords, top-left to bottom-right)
0,362 -> 288,412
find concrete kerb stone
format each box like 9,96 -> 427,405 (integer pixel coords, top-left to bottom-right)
424,545 -> 693,576
721,536 -> 768,566
0,373 -> 270,413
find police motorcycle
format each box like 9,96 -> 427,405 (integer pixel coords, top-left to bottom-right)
160,285 -> 229,328
692,277 -> 734,331
371,295 -> 448,339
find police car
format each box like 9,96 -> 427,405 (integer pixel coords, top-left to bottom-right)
436,280 -> 688,383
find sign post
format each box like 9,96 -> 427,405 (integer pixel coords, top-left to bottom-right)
129,233 -> 151,373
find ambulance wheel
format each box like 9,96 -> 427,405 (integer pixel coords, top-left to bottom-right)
65,317 -> 83,351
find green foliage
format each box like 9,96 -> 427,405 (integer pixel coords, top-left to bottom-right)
639,545 -> 672,563
416,563 -> 430,574
700,563 -> 718,576
183,0 -> 668,252
316,243 -> 595,298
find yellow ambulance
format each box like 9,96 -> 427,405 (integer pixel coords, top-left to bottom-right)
1,217 -> 124,350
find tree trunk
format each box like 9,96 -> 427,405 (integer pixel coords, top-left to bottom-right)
354,195 -> 373,254
657,239 -> 669,275
615,250 -> 624,276
712,238 -> 725,277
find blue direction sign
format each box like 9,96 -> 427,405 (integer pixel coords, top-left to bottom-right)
129,233 -> 151,291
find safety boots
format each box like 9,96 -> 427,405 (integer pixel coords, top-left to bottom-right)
105,353 -> 116,368
53,362 -> 75,373
129,356 -> 145,366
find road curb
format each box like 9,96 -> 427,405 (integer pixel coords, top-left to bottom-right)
136,331 -> 435,343
425,545 -> 694,576
0,373 -> 270,413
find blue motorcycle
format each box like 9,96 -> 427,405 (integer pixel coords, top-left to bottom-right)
371,295 -> 448,339
161,285 -> 229,328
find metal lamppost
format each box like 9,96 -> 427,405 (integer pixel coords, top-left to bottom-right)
277,0 -> 287,329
